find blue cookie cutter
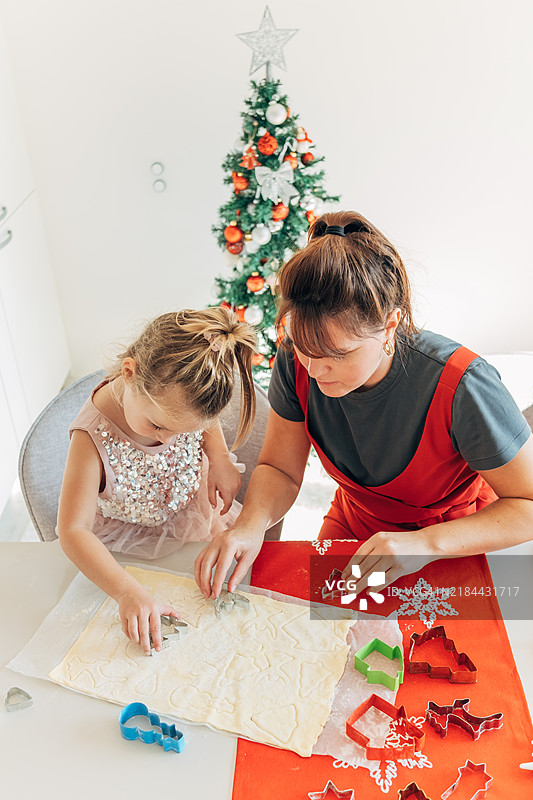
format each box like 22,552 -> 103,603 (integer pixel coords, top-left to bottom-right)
119,702 -> 185,753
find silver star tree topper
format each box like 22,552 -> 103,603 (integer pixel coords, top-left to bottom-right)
237,6 -> 298,79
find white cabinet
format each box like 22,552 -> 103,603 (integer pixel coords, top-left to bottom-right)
0,20 -> 70,513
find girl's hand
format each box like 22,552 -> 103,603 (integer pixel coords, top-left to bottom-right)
341,530 -> 435,595
207,453 -> 242,514
117,586 -> 180,656
194,524 -> 264,599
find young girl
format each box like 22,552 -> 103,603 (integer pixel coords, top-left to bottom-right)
196,210 -> 533,600
57,307 -> 256,655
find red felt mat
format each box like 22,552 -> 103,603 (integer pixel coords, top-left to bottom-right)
232,541 -> 533,799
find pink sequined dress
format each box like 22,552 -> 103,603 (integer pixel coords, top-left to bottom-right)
68,382 -> 241,559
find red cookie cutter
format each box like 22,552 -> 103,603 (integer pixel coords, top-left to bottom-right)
346,693 -> 425,761
440,759 -> 493,800
398,783 -> 431,800
425,698 -> 503,740
408,625 -> 477,683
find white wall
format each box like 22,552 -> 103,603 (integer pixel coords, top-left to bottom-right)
1,0 -> 532,377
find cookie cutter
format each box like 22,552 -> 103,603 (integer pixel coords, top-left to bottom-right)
4,686 -> 33,712
425,698 -> 503,740
119,702 -> 185,753
408,625 -> 477,683
322,568 -> 344,600
346,693 -> 425,761
149,614 -> 189,656
398,782 -> 431,800
440,759 -> 493,800
308,780 -> 355,800
214,587 -> 250,618
354,637 -> 404,691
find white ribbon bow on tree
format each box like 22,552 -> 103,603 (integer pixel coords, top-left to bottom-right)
254,162 -> 299,206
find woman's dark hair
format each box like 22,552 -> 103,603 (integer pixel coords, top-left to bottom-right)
276,210 -> 417,357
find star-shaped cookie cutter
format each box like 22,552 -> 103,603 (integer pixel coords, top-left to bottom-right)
353,637 -> 404,691
425,698 -> 503,740
149,614 -> 189,656
408,625 -> 477,683
307,779 -> 355,800
214,587 -> 250,619
346,693 -> 425,761
398,782 -> 431,800
440,759 -> 493,800
118,701 -> 185,753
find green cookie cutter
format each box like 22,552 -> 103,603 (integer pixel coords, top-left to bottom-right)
354,638 -> 404,691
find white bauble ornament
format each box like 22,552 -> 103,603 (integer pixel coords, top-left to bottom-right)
313,198 -> 325,216
245,240 -> 260,254
296,140 -> 311,154
290,196 -> 300,206
267,220 -> 284,233
258,127 -> 267,136
300,194 -> 316,211
247,203 -> 257,215
265,102 -> 286,125
244,305 -> 264,325
252,224 -> 272,245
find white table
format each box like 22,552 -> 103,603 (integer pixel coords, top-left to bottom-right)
1,541 -> 237,800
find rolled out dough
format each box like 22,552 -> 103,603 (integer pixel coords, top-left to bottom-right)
49,567 -> 353,756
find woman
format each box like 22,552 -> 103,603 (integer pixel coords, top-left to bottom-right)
195,211 -> 533,599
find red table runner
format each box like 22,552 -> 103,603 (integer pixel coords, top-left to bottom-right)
232,541 -> 533,798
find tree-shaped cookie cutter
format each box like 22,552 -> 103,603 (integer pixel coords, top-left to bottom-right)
425,698 -> 503,740
214,587 -> 250,619
408,625 -> 477,683
398,782 -> 431,800
353,637 -> 404,691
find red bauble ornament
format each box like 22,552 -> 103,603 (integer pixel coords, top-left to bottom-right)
269,355 -> 276,369
246,272 -> 265,293
272,202 -> 289,221
257,132 -> 278,156
226,241 -> 243,254
224,223 -> 243,243
235,306 -> 246,322
283,153 -> 298,170
239,146 -> 261,170
252,353 -> 264,366
306,210 -> 316,224
220,301 -> 232,310
302,152 -> 315,166
232,171 -> 249,194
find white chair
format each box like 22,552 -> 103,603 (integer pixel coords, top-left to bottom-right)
18,371 -> 282,542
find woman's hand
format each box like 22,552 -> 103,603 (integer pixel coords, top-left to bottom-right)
341,529 -> 435,595
117,585 -> 181,656
207,452 -> 242,514
194,524 -> 265,599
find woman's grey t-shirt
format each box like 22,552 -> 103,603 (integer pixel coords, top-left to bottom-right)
268,330 -> 530,487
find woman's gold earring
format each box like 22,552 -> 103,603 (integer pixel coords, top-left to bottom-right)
383,340 -> 394,357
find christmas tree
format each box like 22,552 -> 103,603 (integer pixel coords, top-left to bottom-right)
211,7 -> 339,385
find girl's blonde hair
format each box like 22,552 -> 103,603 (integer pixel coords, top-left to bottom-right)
109,307 -> 257,449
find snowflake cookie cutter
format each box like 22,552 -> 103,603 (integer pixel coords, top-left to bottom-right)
4,686 -> 33,712
353,638 -> 404,691
214,586 -> 250,619
149,614 -> 189,656
408,625 -> 477,683
307,780 -> 355,800
440,759 -> 493,800
398,782 -> 431,800
346,693 -> 425,761
118,702 -> 185,753
425,698 -> 503,740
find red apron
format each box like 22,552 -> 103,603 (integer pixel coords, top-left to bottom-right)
293,345 -> 497,540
